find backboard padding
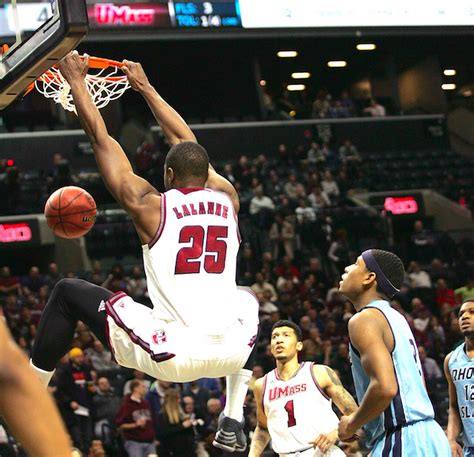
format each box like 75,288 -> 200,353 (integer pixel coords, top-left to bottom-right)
0,0 -> 88,110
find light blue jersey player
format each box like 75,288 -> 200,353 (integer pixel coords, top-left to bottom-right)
338,249 -> 450,456
445,299 -> 474,457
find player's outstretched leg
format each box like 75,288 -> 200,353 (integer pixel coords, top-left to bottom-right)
213,330 -> 259,452
30,278 -> 113,387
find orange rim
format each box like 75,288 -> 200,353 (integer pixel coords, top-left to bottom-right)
24,55 -> 128,98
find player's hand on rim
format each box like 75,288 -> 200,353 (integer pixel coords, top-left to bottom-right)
57,50 -> 90,83
122,59 -> 151,92
309,428 -> 338,453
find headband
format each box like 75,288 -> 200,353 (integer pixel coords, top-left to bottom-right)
361,250 -> 400,298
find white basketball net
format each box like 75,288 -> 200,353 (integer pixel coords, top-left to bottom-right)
35,64 -> 130,113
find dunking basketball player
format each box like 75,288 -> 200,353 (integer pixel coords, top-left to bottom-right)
444,298 -> 474,457
249,320 -> 358,457
338,249 -> 450,456
30,51 -> 258,452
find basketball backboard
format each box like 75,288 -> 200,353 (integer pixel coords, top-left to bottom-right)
0,0 -> 88,110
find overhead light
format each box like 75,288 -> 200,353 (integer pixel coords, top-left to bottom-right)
441,83 -> 456,90
259,80 -> 267,86
291,72 -> 311,79
462,89 -> 472,97
327,60 -> 347,68
277,51 -> 298,58
287,84 -> 306,91
443,69 -> 456,76
356,43 -> 376,51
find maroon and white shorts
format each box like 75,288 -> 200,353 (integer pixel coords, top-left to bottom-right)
104,289 -> 258,382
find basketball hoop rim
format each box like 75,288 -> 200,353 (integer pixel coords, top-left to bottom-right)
24,55 -> 129,97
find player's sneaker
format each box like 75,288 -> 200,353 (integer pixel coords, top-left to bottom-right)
213,413 -> 247,452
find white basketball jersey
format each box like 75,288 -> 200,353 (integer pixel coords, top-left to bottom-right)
142,188 -> 241,332
263,362 -> 339,454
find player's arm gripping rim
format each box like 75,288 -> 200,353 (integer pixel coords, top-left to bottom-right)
57,51 -> 161,245
0,317 -> 72,457
338,310 -> 398,441
444,352 -> 464,457
310,365 -> 359,453
124,60 -> 240,213
248,377 -> 271,457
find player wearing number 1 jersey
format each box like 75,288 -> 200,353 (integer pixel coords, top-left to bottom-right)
30,52 -> 258,452
250,321 -> 359,457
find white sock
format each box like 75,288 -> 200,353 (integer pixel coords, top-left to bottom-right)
223,368 -> 252,421
30,360 -> 55,388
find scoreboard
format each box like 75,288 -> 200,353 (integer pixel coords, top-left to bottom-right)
87,1 -> 241,29
0,0 -> 473,36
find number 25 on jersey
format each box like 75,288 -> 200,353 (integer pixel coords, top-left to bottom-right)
175,225 -> 228,274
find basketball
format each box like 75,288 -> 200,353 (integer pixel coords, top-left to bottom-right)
44,186 -> 97,239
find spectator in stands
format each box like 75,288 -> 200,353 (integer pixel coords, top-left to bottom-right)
183,379 -> 221,399
410,220 -> 436,263
408,261 -> 433,289
157,388 -> 197,457
183,380 -> 211,419
306,142 -> 326,166
222,163 -> 236,184
202,398 -> 223,457
417,346 -> 443,380
88,439 -> 107,457
340,90 -> 355,116
330,342 -> 353,389
257,291 -> 279,322
127,265 -> 147,302
44,262 -> 63,289
284,173 -> 305,202
295,198 -> 317,249
116,380 -> 156,457
47,153 -> 75,193
101,264 -> 128,293
21,266 -> 46,295
269,214 -> 295,260
265,170 -> 284,199
92,376 -> 122,445
312,90 -> 330,119
182,395 -> 207,457
338,139 -> 361,164
56,347 -> 95,454
83,260 -> 105,285
327,229 -> 350,275
321,170 -> 340,204
428,258 -> 452,283
249,185 -> 275,228
237,245 -> 258,286
0,266 -> 21,296
363,98 -> 386,117
3,297 -> 19,330
425,316 -> 446,358
123,370 -> 151,396
146,379 -> 171,424
435,278 -> 456,308
308,186 -> 330,209
251,272 -> 278,302
85,339 -> 119,374
455,277 -> 474,303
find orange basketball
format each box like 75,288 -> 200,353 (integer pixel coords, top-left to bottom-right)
44,186 -> 97,239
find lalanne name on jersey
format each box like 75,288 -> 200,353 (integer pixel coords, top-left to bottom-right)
172,201 -> 230,220
268,383 -> 307,401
